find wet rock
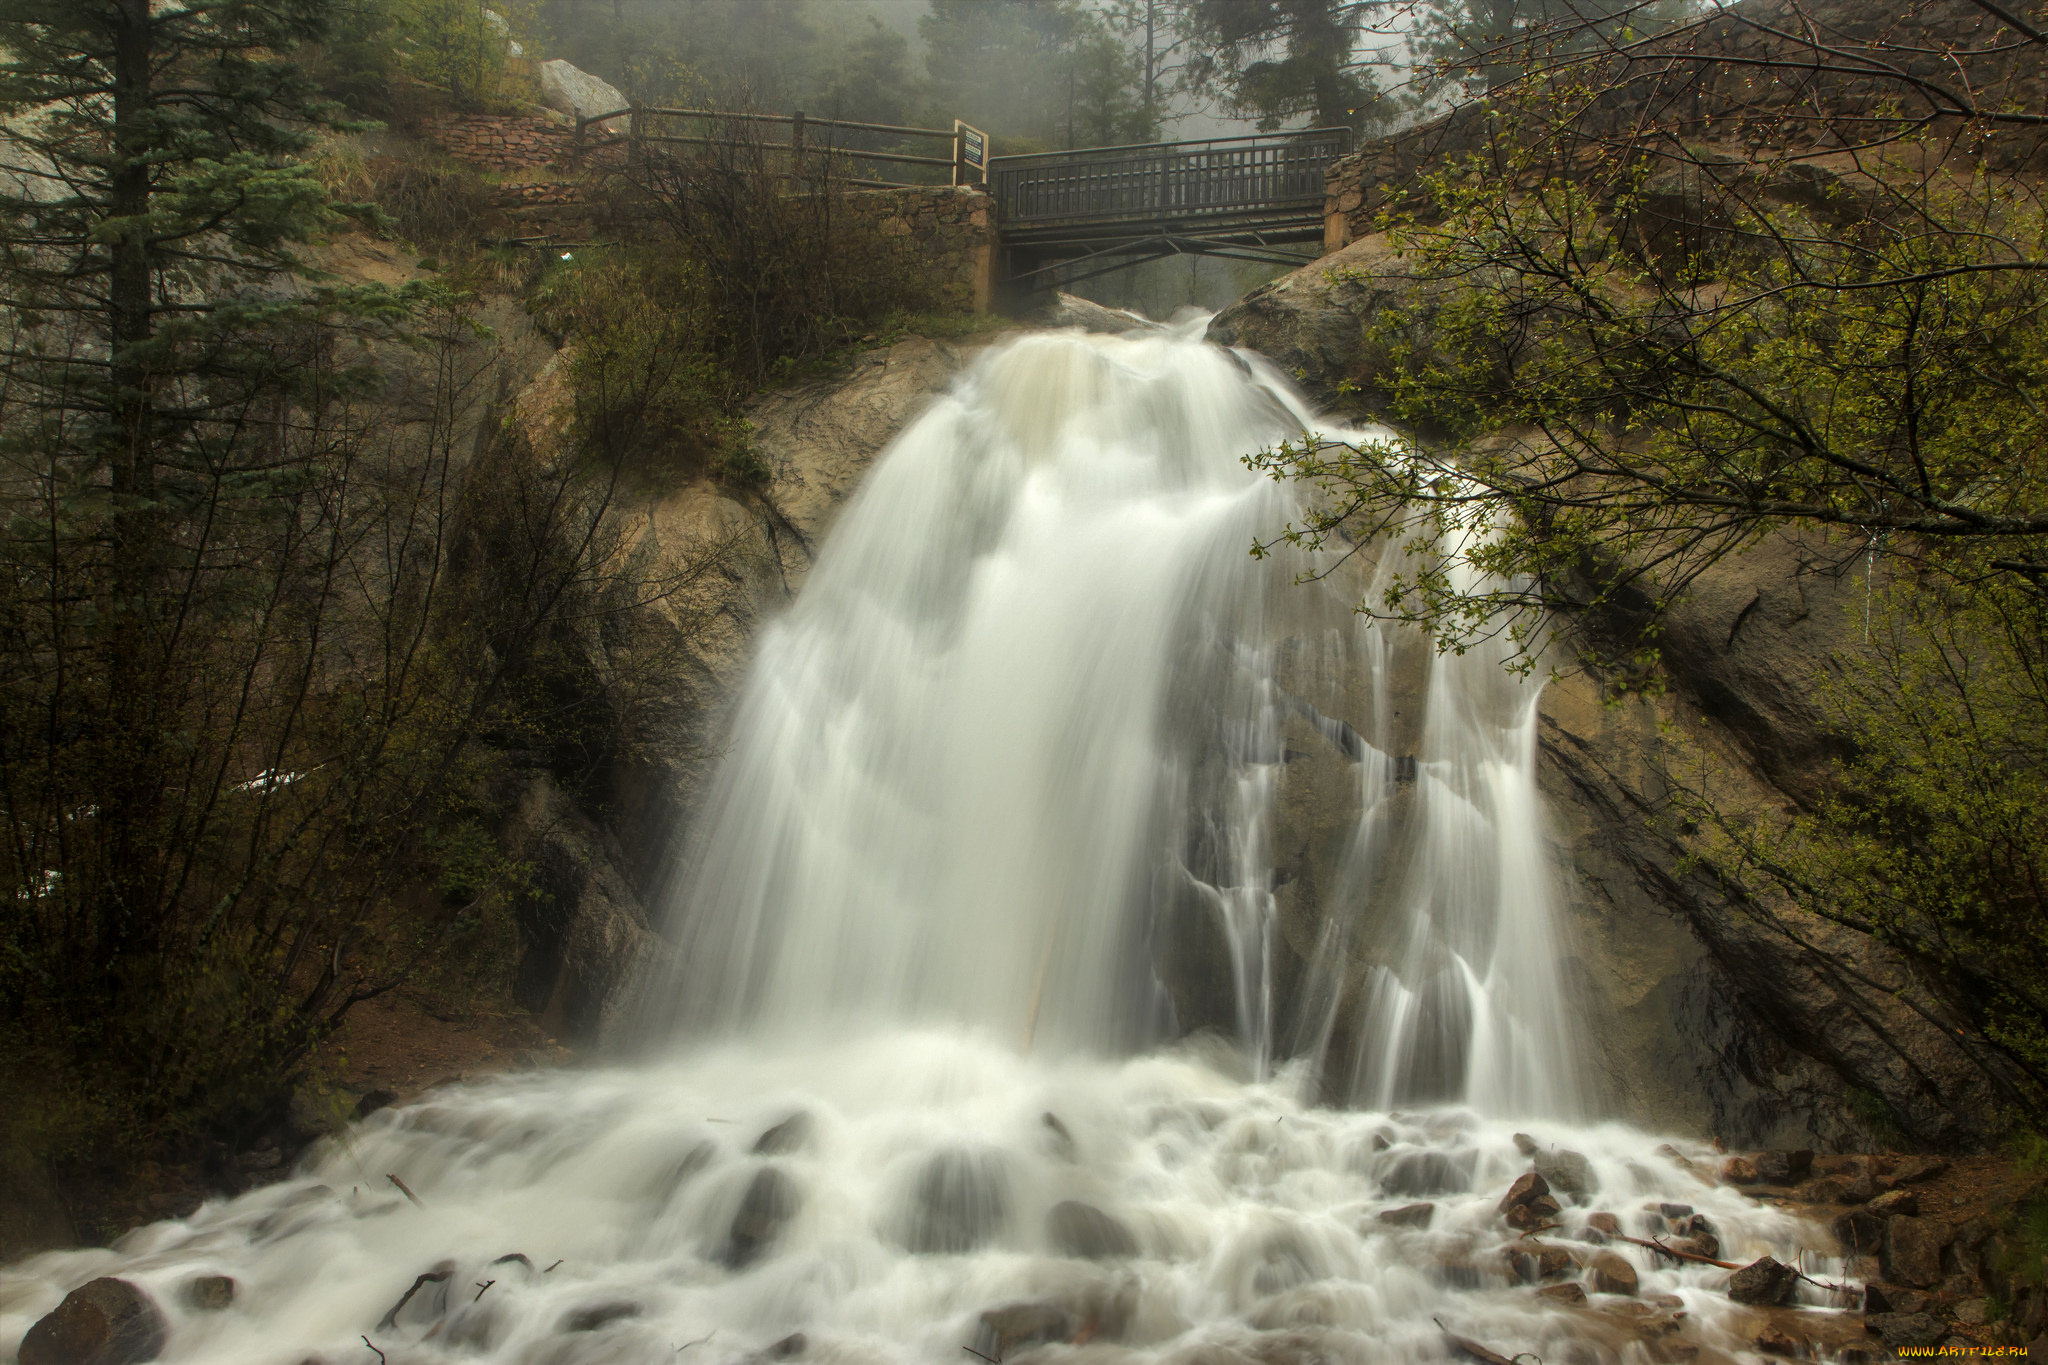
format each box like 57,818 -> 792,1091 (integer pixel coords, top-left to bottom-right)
1505,1243 -> 1573,1282
351,1088 -> 399,1120
18,1277 -> 168,1365
182,1276 -> 235,1311
1497,1171 -> 1550,1214
1539,1282 -> 1587,1305
1866,1311 -> 1947,1349
1727,1256 -> 1798,1307
1375,1202 -> 1434,1228
1381,1149 -> 1470,1197
1047,1200 -> 1137,1259
1655,1203 -> 1692,1221
1040,1112 -> 1077,1161
757,1333 -> 808,1359
901,1150 -> 1009,1253
1883,1216 -> 1948,1288
1864,1283 -> 1925,1314
1504,1195 -> 1562,1231
1586,1212 -> 1623,1237
1797,1175 -> 1855,1203
1534,1149 -> 1597,1203
1719,1156 -> 1760,1184
1041,292 -> 1156,336
1513,1133 -> 1539,1156
972,1302 -> 1074,1358
1868,1188 -> 1919,1218
1589,1250 -> 1639,1296
1674,1233 -> 1721,1260
1753,1150 -> 1813,1185
726,1166 -> 800,1268
1653,1143 -> 1695,1170
1840,1171 -> 1880,1204
563,1301 -> 640,1332
1755,1324 -> 1802,1356
1369,1129 -> 1393,1152
1890,1156 -> 1950,1186
751,1113 -> 813,1156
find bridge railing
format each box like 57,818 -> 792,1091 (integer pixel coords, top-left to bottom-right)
575,107 -> 979,189
988,129 -> 1349,227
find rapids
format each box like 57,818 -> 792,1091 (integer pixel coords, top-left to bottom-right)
1,319 -> 1854,1365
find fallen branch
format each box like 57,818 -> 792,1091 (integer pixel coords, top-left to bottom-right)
377,1265 -> 454,1330
1614,1233 -> 1739,1269
473,1279 -> 495,1302
544,1259 -> 563,1273
386,1173 -> 424,1208
362,1337 -> 387,1365
1435,1316 -> 1524,1365
677,1333 -> 715,1352
490,1253 -> 533,1271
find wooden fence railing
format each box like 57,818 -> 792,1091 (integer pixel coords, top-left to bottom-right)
574,108 -> 985,189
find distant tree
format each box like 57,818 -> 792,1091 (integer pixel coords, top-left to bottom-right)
922,0 -> 1156,150
1172,0 -> 1387,133
1416,0 -> 1692,89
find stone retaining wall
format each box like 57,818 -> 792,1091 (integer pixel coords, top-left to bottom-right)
839,187 -> 998,315
421,112 -> 580,174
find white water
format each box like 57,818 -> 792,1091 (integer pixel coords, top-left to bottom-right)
2,321 -> 1847,1365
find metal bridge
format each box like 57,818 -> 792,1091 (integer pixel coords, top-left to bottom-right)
988,129 -> 1349,289
574,108 -> 1348,293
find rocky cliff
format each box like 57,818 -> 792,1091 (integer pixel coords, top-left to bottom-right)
1209,238 -> 2002,1150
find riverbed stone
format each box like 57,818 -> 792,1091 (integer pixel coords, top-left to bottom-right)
1866,1311 -> 1947,1349
18,1278 -> 168,1365
1727,1256 -> 1798,1306
1497,1170 -> 1550,1213
1868,1188 -> 1919,1218
1753,1150 -> 1813,1185
902,1150 -> 1009,1253
1535,1148 -> 1597,1202
1380,1150 -> 1469,1197
726,1166 -> 800,1268
1047,1200 -> 1138,1259
1539,1282 -> 1587,1305
973,1302 -> 1074,1358
1589,1251 -> 1639,1296
1505,1243 -> 1573,1282
1719,1156 -> 1760,1184
182,1275 -> 235,1310
1505,1195 -> 1562,1231
1376,1202 -> 1434,1228
751,1113 -> 813,1155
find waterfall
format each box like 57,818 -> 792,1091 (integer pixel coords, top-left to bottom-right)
0,321 -> 1847,1365
647,319 -> 1579,1105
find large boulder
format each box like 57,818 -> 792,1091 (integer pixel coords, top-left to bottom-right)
1726,1256 -> 1798,1307
1882,1216 -> 1949,1289
538,60 -> 626,124
18,1278 -> 168,1365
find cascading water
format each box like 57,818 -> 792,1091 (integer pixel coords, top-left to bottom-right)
1,320 -> 1855,1365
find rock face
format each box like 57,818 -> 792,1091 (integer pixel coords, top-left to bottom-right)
502,331 -> 1011,1043
18,1278 -> 167,1365
1207,245 -> 2006,1148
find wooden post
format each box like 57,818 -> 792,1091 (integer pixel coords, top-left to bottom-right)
954,125 -> 966,187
